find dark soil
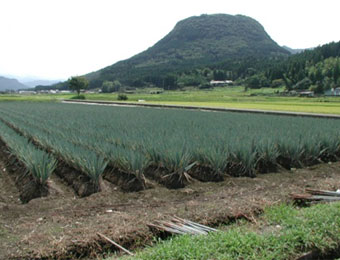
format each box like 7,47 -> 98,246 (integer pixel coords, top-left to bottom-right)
256,160 -> 278,173
297,246 -> 340,260
319,153 -> 338,163
144,165 -> 191,189
277,155 -> 302,170
19,176 -> 49,204
227,163 -> 256,177
0,138 -> 48,203
189,164 -> 224,182
2,158 -> 340,260
103,167 -> 146,192
54,162 -> 99,197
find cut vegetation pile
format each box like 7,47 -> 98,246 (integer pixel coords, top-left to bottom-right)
0,102 -> 339,197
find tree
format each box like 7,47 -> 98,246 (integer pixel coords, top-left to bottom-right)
271,79 -> 284,88
68,76 -> 89,96
283,74 -> 293,91
315,67 -> 323,82
293,77 -> 312,90
246,75 -> 261,89
333,60 -> 340,83
213,70 -> 226,80
102,80 -> 123,93
113,80 -> 122,92
246,74 -> 270,89
163,74 -> 178,90
101,81 -> 114,93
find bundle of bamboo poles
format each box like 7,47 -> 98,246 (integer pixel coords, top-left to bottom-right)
148,216 -> 218,235
291,188 -> 340,203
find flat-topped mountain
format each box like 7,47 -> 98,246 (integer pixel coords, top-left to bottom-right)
87,14 -> 289,87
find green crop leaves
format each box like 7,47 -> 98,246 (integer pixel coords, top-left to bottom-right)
0,101 -> 340,185
0,120 -> 56,185
20,150 -> 57,185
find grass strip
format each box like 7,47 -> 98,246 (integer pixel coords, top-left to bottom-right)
117,203 -> 340,260
2,86 -> 340,114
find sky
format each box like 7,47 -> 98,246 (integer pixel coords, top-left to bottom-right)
0,0 -> 339,81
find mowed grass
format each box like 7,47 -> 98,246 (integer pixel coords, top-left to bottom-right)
0,93 -> 72,102
145,100 -> 340,114
111,87 -> 340,114
116,203 -> 340,260
1,86 -> 340,114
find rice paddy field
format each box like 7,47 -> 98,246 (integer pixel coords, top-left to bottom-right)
1,101 -> 340,259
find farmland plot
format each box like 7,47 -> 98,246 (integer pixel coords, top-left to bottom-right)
0,102 -> 340,201
0,119 -> 56,202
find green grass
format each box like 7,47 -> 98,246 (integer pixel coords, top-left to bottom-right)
115,87 -> 340,114
116,203 -> 340,260
1,86 -> 340,114
0,93 -> 73,101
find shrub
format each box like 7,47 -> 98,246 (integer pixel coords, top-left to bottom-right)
271,79 -> 284,88
117,94 -> 128,100
246,74 -> 270,89
70,94 -> 86,100
199,83 -> 212,89
293,77 -> 312,90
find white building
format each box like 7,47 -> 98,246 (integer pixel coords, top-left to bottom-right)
325,88 -> 340,96
210,80 -> 233,86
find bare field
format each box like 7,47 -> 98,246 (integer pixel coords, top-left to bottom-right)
1,159 -> 340,259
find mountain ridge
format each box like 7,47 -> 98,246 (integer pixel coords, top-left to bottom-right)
86,13 -> 290,88
0,76 -> 28,91
23,79 -> 62,88
282,45 -> 313,54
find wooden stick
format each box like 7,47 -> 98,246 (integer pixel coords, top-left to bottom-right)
97,232 -> 134,256
169,222 -> 207,235
291,193 -> 340,201
162,221 -> 205,235
312,195 -> 340,201
173,216 -> 219,232
306,188 -> 340,197
148,223 -> 186,235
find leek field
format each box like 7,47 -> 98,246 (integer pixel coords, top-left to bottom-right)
0,101 -> 340,199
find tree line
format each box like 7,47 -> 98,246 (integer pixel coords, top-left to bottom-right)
36,41 -> 340,93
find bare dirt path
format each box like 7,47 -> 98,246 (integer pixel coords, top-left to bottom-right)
1,160 -> 340,259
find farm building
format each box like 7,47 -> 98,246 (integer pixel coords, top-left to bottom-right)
18,90 -> 37,94
299,91 -> 314,97
324,88 -> 340,96
210,80 -> 233,86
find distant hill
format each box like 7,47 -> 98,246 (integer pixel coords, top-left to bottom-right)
282,46 -> 306,54
86,13 -> 290,88
282,45 -> 314,54
0,76 -> 28,91
23,79 -> 61,88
